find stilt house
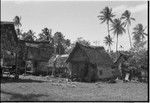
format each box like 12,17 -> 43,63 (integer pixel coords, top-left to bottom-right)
1,21 -> 18,66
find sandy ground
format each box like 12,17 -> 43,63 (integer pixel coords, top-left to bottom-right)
1,75 -> 148,101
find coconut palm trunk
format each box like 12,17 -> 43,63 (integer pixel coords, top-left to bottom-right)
116,34 -> 119,56
109,44 -> 111,52
107,21 -> 110,36
127,24 -> 132,48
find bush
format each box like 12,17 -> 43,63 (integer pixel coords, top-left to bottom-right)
129,49 -> 148,69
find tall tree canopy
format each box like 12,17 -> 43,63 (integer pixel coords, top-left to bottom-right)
98,6 -> 115,36
104,35 -> 113,52
111,18 -> 126,53
132,24 -> 147,43
121,10 -> 135,48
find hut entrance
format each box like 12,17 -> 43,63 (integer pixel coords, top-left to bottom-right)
83,63 -> 97,82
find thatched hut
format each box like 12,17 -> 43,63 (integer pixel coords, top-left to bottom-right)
47,54 -> 69,77
18,40 -> 54,75
66,42 -> 114,82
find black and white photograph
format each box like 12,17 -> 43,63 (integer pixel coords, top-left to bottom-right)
1,0 -> 149,102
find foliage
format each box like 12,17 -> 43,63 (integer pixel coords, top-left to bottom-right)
53,32 -> 64,45
53,32 -> 72,54
65,39 -> 71,47
76,37 -> 91,46
111,18 -> 126,53
21,30 -> 36,41
128,49 -> 148,69
121,10 -> 135,48
132,24 -> 147,44
36,28 -> 53,43
98,6 -> 115,36
121,10 -> 135,26
98,6 -> 115,24
37,33 -> 47,42
104,35 -> 113,52
42,28 -> 52,41
65,37 -> 91,54
111,18 -> 126,36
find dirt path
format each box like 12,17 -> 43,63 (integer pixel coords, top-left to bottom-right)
1,75 -> 148,101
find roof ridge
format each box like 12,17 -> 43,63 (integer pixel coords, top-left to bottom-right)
1,21 -> 14,24
77,42 -> 104,50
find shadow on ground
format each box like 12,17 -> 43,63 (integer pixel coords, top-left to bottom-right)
1,90 -> 48,101
1,77 -> 44,83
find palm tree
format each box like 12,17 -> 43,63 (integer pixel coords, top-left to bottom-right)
121,10 -> 135,48
98,6 -> 115,36
13,16 -> 22,38
104,35 -> 113,52
132,24 -> 147,43
111,18 -> 126,54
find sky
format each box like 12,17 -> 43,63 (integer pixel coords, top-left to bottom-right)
1,0 -> 148,51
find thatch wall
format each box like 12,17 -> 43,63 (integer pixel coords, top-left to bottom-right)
1,22 -> 18,67
66,42 -> 114,82
1,22 -> 18,53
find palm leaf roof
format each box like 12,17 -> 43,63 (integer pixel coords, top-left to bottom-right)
1,21 -> 18,53
66,42 -> 113,66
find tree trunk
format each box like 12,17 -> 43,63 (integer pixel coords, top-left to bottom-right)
116,34 -> 118,57
107,21 -> 110,36
127,25 -> 132,49
15,53 -> 19,79
109,45 -> 111,52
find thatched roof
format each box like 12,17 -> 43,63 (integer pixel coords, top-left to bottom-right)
66,42 -> 113,66
113,52 -> 132,65
18,40 -> 54,61
1,21 -> 18,53
48,54 -> 68,68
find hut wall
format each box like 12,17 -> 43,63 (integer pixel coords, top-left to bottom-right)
37,61 -> 48,72
84,64 -> 98,82
71,49 -> 87,62
69,62 -> 85,79
97,65 -> 114,79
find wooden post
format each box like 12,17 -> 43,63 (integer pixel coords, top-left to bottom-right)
25,61 -> 27,76
15,53 -> 19,79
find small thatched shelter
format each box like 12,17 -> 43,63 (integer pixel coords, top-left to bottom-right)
66,42 -> 114,82
48,54 -> 69,77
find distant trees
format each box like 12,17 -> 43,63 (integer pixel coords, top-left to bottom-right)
53,32 -> 65,54
22,30 -> 36,41
37,27 -> 53,44
42,28 -> 52,41
65,39 -> 71,47
76,37 -> 91,46
37,33 -> 47,42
